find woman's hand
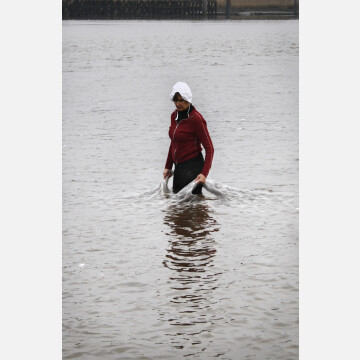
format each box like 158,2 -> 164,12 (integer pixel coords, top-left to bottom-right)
195,173 -> 206,184
163,169 -> 173,179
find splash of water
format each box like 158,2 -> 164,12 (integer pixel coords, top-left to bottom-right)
164,178 -> 239,203
118,175 -> 296,213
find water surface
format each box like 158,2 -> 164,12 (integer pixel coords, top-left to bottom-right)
63,20 -> 298,359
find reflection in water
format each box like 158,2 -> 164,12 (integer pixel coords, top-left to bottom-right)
161,202 -> 223,356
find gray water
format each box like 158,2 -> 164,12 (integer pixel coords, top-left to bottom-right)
63,20 -> 298,360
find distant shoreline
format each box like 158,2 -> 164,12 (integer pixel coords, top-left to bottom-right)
62,0 -> 298,21
216,11 -> 298,20
62,15 -> 299,21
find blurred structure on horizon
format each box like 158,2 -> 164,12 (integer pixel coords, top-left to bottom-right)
62,0 -> 299,20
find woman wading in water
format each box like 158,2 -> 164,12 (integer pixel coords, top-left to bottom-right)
163,82 -> 214,194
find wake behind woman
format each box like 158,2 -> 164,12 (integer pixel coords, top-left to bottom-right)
163,82 -> 214,195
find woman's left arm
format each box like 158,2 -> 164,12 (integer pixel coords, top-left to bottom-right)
194,116 -> 214,182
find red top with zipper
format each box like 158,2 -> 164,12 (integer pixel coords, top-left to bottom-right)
165,106 -> 214,177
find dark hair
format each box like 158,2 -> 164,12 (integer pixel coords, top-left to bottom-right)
172,92 -> 184,101
173,92 -> 188,102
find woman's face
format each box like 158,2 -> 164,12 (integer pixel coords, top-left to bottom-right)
173,93 -> 190,111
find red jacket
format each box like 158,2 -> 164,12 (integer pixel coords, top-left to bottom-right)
165,106 -> 214,177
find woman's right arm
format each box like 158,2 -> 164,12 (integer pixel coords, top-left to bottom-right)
164,143 -> 173,179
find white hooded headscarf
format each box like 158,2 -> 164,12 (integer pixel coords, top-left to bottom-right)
169,82 -> 192,103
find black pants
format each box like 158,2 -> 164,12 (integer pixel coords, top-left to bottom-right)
173,153 -> 204,194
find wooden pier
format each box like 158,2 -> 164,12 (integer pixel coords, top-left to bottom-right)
62,0 -> 218,20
